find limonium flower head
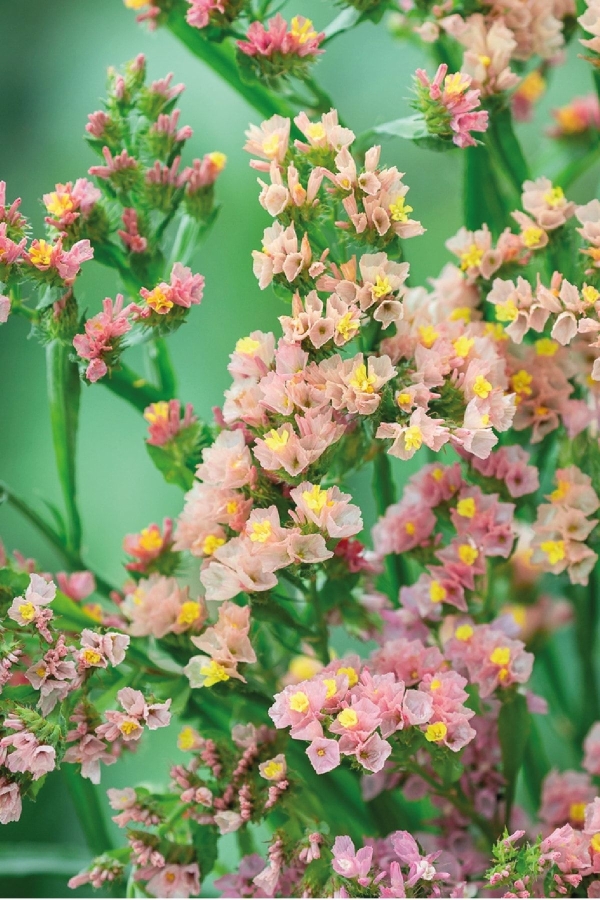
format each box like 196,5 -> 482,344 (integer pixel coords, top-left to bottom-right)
414,64 -> 489,148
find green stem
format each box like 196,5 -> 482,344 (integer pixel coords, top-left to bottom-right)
486,106 -> 530,200
61,766 -> 114,856
0,482 -> 117,599
46,342 -> 82,555
101,364 -> 166,413
165,12 -> 298,122
464,143 -> 511,236
372,450 -> 409,603
572,564 -> 600,741
409,762 -> 496,845
148,338 -> 178,398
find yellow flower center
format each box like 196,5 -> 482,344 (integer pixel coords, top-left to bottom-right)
457,498 -> 476,519
178,726 -> 198,751
425,722 -> 448,742
583,285 -> 600,306
18,602 -> 37,622
389,196 -> 413,223
208,152 -> 227,171
82,648 -> 103,666
430,678 -> 442,691
453,336 -> 474,358
290,16 -> 317,43
458,544 -> 478,566
349,363 -> 377,393
323,678 -> 337,699
432,467 -> 444,482
473,375 -> 492,399
591,833 -> 600,853
511,369 -> 533,396
264,428 -> 290,451
45,191 -> 74,217
397,392 -> 412,406
460,244 -> 484,271
450,306 -> 472,323
550,480 -> 568,502
302,484 -> 331,512
535,338 -> 558,356
570,802 -> 587,823
289,655 -> 322,681
337,666 -> 359,687
146,287 -> 173,314
289,691 -> 310,713
200,660 -> 230,687
372,275 -> 393,298
494,300 -> 518,323
144,401 -> 169,425
543,186 -> 565,208
540,539 -> 565,565
517,70 -> 546,102
490,647 -> 511,667
336,312 -> 359,341
202,534 -> 225,556
337,708 -> 359,728
177,601 -> 202,627
455,625 -> 473,642
236,336 -> 261,354
521,226 -> 544,248
429,581 -> 447,603
262,759 -> 285,779
262,133 -> 281,159
305,122 -> 326,141
250,520 -> 273,543
444,72 -> 467,96
404,425 -> 423,452
29,240 -> 53,267
405,521 -> 416,535
418,325 -> 439,348
138,526 -> 163,553
119,720 -> 141,736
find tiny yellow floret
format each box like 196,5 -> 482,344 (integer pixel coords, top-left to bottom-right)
425,722 -> 448,742
337,708 -> 359,728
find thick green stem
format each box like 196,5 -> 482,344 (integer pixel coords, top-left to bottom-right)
148,338 -> 178,398
61,766 -> 114,856
46,342 -> 82,555
372,451 -> 409,602
100,364 -> 166,413
165,11 -> 298,122
486,107 -> 530,200
572,564 -> 600,741
464,143 -> 511,236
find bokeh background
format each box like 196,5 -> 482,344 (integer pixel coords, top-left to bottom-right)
0,1 -> 597,895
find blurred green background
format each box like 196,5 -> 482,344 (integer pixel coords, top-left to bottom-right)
0,0 -> 598,895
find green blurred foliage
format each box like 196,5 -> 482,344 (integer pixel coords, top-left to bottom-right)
0,0 -> 599,894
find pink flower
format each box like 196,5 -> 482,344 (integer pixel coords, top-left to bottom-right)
237,15 -> 324,60
269,680 -> 327,740
144,864 -> 200,899
377,408 -> 450,460
56,570 -> 95,601
123,576 -> 204,639
540,770 -> 596,828
3,731 -> 56,780
306,737 -> 341,774
415,64 -> 488,148
290,482 -> 363,538
331,836 -> 373,880
144,401 -> 197,447
0,778 -> 22,824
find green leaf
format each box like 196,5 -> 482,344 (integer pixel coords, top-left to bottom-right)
323,7 -> 362,41
191,824 -> 219,883
146,442 -> 196,491
357,115 -> 455,154
498,692 -> 531,825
